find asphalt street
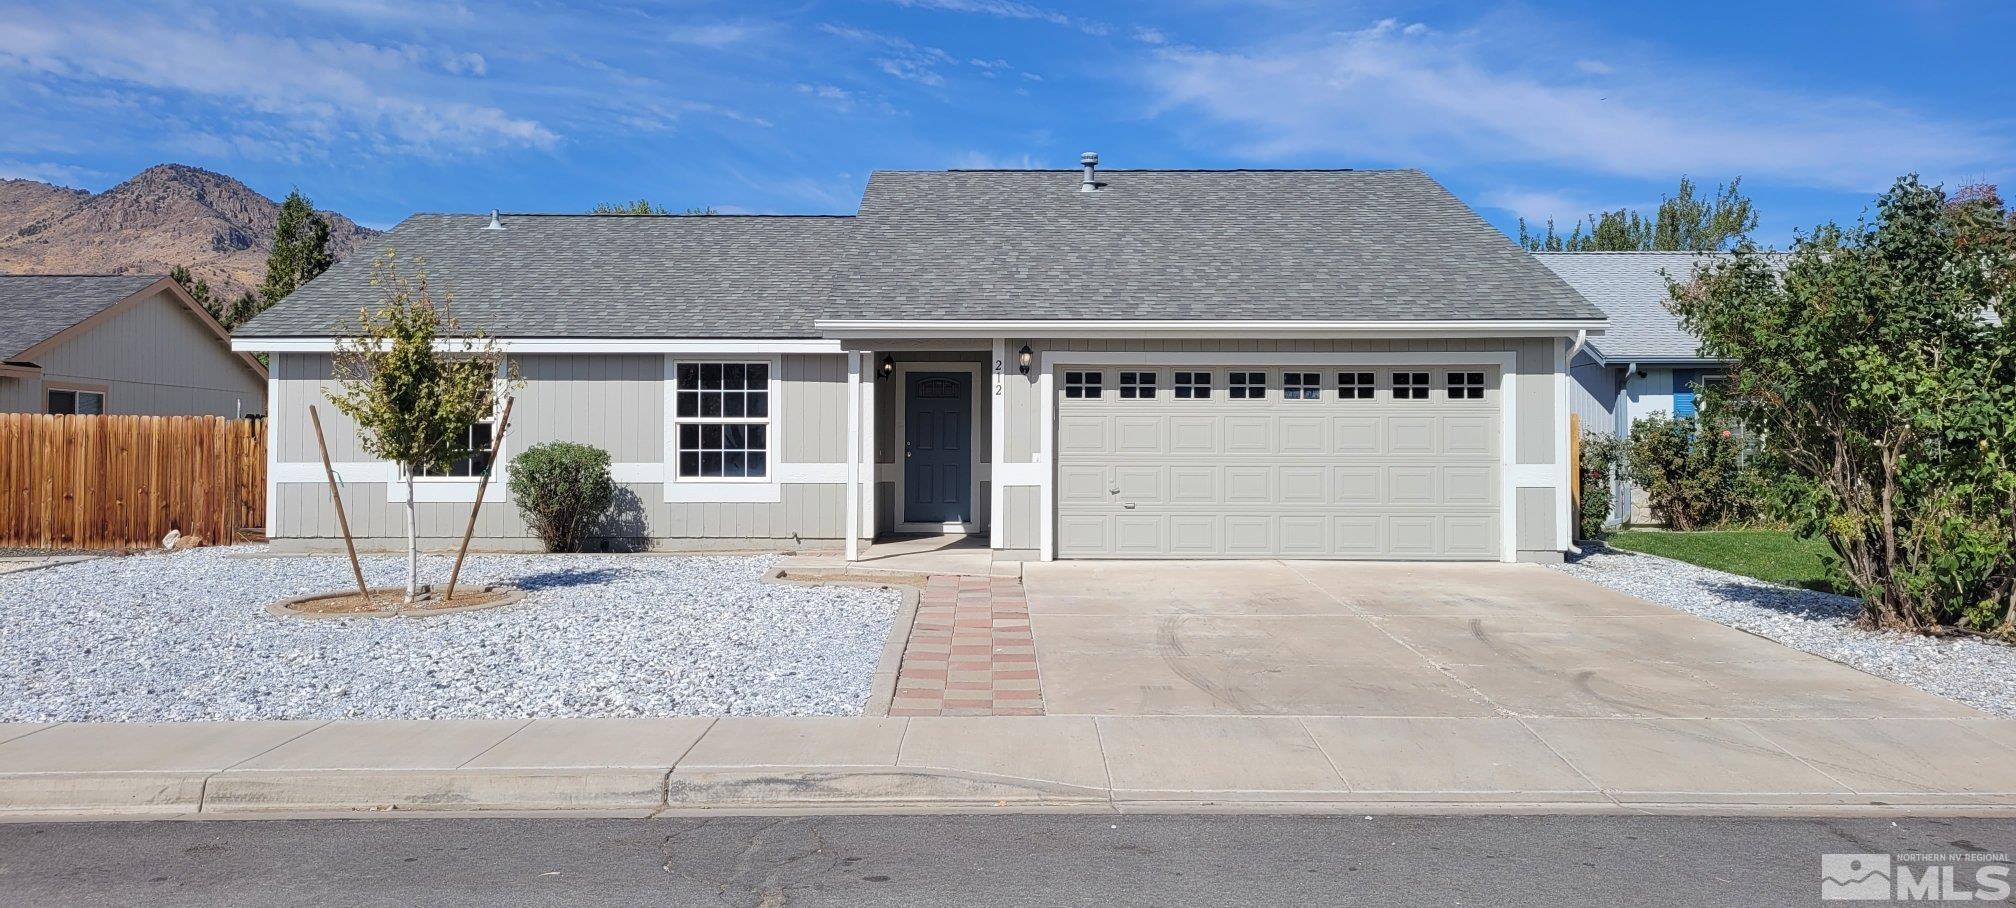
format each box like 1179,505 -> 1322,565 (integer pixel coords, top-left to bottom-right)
2,813 -> 2013,906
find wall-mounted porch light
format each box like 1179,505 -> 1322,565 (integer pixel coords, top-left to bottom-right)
1017,345 -> 1034,376
878,354 -> 895,380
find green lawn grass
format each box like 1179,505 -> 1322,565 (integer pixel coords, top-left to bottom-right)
1602,528 -> 1843,592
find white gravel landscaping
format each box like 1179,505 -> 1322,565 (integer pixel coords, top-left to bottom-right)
0,546 -> 901,722
1552,546 -> 2016,719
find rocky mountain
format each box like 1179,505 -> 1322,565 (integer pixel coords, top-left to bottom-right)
0,164 -> 376,303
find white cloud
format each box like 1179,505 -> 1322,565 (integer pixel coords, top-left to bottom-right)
1145,19 -> 2010,191
0,8 -> 557,155
665,23 -> 761,48
1133,27 -> 1167,45
1574,58 -> 1614,75
876,57 -> 946,86
887,0 -> 1119,38
0,158 -> 99,187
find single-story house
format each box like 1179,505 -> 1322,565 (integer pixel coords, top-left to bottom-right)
1533,252 -> 1734,524
233,159 -> 1608,563
0,274 -> 267,417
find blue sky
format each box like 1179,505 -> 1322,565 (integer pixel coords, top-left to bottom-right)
3,0 -> 2010,244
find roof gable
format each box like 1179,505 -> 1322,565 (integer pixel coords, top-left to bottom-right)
0,274 -> 163,360
1530,252 -> 1723,361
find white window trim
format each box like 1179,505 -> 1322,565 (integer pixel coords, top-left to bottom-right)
891,360 -> 985,535
665,354 -> 785,503
1172,370 -> 1213,399
1037,351 -> 1526,564
1281,371 -> 1321,401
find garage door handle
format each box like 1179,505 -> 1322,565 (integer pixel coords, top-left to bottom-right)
1122,502 -> 1136,509
1108,486 -> 1120,494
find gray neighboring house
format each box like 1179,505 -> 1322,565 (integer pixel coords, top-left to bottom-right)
234,162 -> 1608,563
0,274 -> 267,417
1533,252 -> 1736,524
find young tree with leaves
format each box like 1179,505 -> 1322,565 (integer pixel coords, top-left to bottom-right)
328,253 -> 519,604
1669,176 -> 2016,633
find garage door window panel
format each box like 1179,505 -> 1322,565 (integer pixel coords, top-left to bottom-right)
1064,371 -> 1103,399
1394,372 -> 1430,400
1283,372 -> 1320,400
1448,372 -> 1485,400
1174,371 -> 1212,399
1119,371 -> 1157,399
1338,372 -> 1375,400
1229,372 -> 1266,399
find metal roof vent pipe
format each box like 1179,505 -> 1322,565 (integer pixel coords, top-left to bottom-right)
483,208 -> 505,230
1079,151 -> 1099,192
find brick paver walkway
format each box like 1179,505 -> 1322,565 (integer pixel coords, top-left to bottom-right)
888,575 -> 1043,716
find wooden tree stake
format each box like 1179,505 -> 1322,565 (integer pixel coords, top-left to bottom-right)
444,396 -> 513,602
309,405 -> 373,607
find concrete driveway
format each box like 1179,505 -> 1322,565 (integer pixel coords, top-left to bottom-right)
1021,560 -> 1979,719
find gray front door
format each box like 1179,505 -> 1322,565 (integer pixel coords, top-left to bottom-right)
904,371 -> 972,525
1054,365 -> 1500,559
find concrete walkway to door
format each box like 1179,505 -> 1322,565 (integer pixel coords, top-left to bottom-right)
1022,560 -> 1981,721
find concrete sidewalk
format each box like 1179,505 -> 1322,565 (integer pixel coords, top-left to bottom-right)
7,715 -> 2016,818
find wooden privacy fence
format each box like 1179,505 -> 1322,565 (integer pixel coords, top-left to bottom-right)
0,413 -> 265,551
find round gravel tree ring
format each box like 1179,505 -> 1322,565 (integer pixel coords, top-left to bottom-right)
269,584 -> 526,619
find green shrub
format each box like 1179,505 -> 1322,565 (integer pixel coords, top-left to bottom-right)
507,442 -> 616,553
1576,431 -> 1623,540
1622,413 -> 1754,530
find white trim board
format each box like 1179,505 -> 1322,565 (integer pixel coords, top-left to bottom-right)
1036,349 -> 1529,563
989,338 -> 1007,549
816,319 -> 1607,339
237,337 -> 846,355
890,361 -> 986,535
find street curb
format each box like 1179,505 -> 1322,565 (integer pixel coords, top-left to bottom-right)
201,768 -> 667,813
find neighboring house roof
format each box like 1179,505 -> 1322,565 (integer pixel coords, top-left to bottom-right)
239,168 -> 1606,339
831,169 -> 1602,323
1531,252 -> 1724,362
238,214 -> 851,338
0,274 -> 162,360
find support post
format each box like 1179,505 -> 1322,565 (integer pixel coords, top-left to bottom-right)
444,395 -> 513,602
845,351 -> 862,562
308,404 -> 372,606
861,354 -> 876,541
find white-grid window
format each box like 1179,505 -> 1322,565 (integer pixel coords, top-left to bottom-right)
1064,370 -> 1103,399
1394,371 -> 1430,400
1173,371 -> 1212,399
1119,371 -> 1157,399
1448,371 -> 1486,400
1337,372 -> 1375,399
1229,371 -> 1265,399
417,416 -> 496,477
675,361 -> 770,479
1282,372 -> 1320,400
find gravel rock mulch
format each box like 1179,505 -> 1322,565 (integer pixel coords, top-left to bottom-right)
0,547 -> 900,722
1551,545 -> 2016,719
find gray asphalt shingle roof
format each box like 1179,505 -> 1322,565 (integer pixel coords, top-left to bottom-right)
239,168 -> 1607,338
0,274 -> 161,360
237,215 -> 852,338
1531,252 -> 1723,361
833,169 -> 1603,322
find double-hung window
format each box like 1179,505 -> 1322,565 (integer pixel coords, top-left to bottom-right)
1282,372 -> 1320,400
418,413 -> 496,477
675,362 -> 770,480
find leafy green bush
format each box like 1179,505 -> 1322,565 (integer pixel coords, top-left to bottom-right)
1576,431 -> 1622,540
1622,413 -> 1754,530
1668,177 -> 2016,633
507,442 -> 616,553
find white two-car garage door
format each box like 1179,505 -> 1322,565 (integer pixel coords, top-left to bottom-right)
1054,365 -> 1500,559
